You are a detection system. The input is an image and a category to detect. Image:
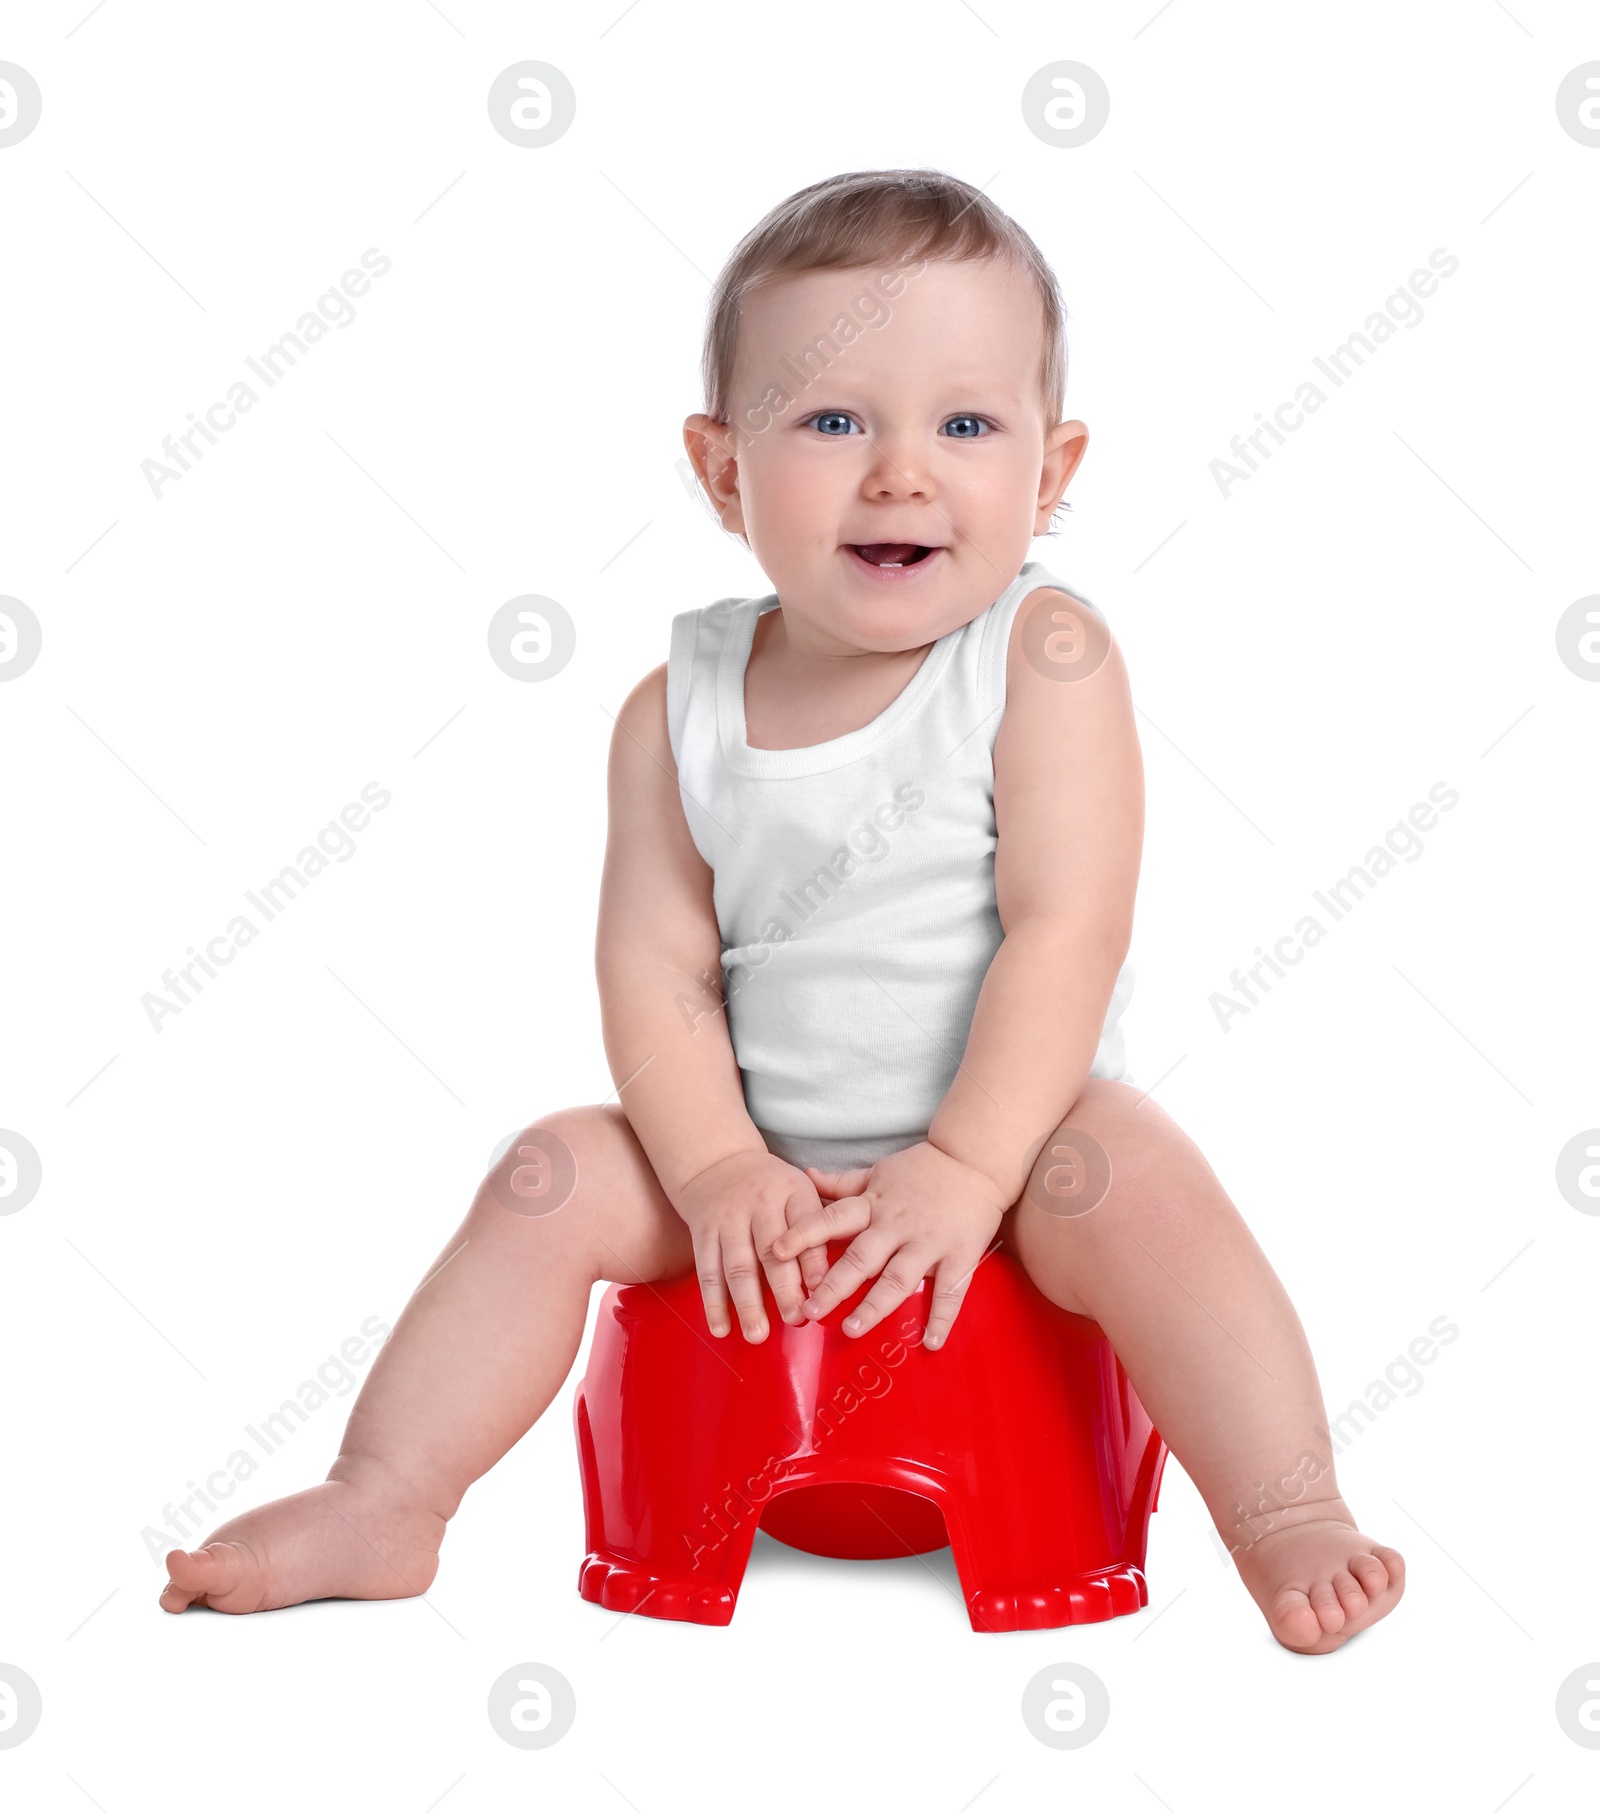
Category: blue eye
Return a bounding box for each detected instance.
[802,411,994,437]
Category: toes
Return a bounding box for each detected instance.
[161,1550,202,1609]
[1350,1553,1390,1598]
[1332,1567,1368,1614]
[165,1545,225,1591]
[161,1547,223,1613]
[1258,1535,1406,1653]
[1269,1588,1324,1651]
[1371,1544,1406,1590]
[162,1541,261,1613]
[1307,1578,1348,1634]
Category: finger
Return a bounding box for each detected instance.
[753,1207,808,1326]
[785,1179,833,1294]
[805,1164,873,1201]
[719,1227,770,1343]
[802,1218,895,1319]
[919,1253,978,1350]
[771,1193,872,1260]
[693,1229,733,1338]
[798,1239,830,1294]
[839,1244,932,1338]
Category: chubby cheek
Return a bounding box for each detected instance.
[959,446,1042,537]
[740,436,1044,558]
[743,447,847,551]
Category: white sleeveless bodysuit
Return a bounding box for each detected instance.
[665,559,1136,1174]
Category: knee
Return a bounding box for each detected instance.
[475,1107,598,1229]
[1024,1081,1198,1234]
[1023,1107,1120,1228]
[1011,1127,1159,1315]
[470,1105,687,1286]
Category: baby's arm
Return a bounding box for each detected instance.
[596,665,827,1334]
[596,663,763,1197]
[925,589,1143,1202]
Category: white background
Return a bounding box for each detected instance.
[2,0,1597,1806]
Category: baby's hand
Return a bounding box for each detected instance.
[771,1142,1011,1350]
[672,1150,832,1342]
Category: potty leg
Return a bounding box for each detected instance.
[573,1358,767,1627]
[943,1493,1152,1634]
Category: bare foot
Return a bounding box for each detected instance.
[159,1455,448,1615]
[1228,1501,1405,1654]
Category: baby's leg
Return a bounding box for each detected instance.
[159,1104,693,1615]
[1000,1078,1404,1655]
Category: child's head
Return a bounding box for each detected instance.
[684,168,1087,650]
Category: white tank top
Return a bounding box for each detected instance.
[666,559,1136,1171]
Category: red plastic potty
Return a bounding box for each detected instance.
[574,1239,1168,1633]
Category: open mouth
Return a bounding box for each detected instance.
[847,542,940,569]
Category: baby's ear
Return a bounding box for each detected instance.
[682,413,733,479]
[681,413,745,531]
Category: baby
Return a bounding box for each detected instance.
[161,168,1403,1654]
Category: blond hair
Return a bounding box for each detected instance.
[700,168,1068,432]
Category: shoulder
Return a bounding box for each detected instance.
[993,582,1133,785]
[612,661,671,761]
[666,593,747,690]
[1002,583,1115,692]
[671,592,752,641]
[622,658,669,704]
